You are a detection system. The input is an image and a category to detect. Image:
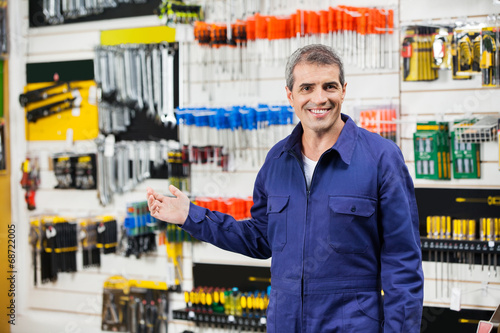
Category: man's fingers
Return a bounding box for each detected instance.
[147,194,155,207]
[169,184,180,197]
[169,184,186,199]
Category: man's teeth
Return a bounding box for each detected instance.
[310,109,329,114]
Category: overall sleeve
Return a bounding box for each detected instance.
[180,170,271,259]
[379,146,424,332]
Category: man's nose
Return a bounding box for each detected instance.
[311,88,328,104]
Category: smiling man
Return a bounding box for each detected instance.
[147,44,424,332]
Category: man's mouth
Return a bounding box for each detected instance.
[308,108,331,115]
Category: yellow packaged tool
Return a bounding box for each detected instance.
[480,23,499,87]
[454,26,482,76]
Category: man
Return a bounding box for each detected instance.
[147,44,424,332]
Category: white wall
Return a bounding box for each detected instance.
[8,0,500,332]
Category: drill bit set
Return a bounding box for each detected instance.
[53,153,97,190]
[413,121,451,180]
[451,121,481,179]
[174,286,269,331]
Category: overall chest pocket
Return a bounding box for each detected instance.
[267,196,289,252]
[329,196,376,254]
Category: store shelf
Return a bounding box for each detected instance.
[421,237,500,266]
[173,308,267,332]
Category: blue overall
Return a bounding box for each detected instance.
[182,114,424,332]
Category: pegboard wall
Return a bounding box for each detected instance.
[6,0,500,332]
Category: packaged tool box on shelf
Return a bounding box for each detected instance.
[451,120,481,179]
[401,25,439,82]
[413,121,451,180]
[101,276,170,333]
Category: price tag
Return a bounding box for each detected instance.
[188,311,196,319]
[227,315,235,323]
[104,135,115,157]
[260,317,267,325]
[450,287,461,311]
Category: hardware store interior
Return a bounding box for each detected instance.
[1,0,500,332]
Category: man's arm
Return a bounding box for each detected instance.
[379,147,424,332]
[146,175,271,260]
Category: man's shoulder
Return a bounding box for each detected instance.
[356,126,402,158]
[266,136,289,159]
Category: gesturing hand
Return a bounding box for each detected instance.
[147,185,190,225]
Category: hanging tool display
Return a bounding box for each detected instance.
[167,146,190,192]
[413,121,451,180]
[101,275,129,332]
[30,216,78,284]
[431,26,453,70]
[29,218,41,286]
[80,218,101,268]
[451,121,481,179]
[20,81,85,123]
[53,153,97,189]
[123,201,157,258]
[19,81,72,107]
[421,215,500,276]
[96,216,118,254]
[192,5,396,76]
[95,136,171,206]
[176,104,294,170]
[480,17,500,87]
[355,105,398,143]
[94,43,178,135]
[40,0,151,25]
[454,25,482,76]
[158,0,203,24]
[401,25,438,81]
[20,157,40,211]
[102,276,171,333]
[173,286,269,331]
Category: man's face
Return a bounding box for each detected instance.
[286,62,347,137]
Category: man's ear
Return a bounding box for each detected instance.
[286,86,293,106]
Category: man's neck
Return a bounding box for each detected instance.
[301,122,345,161]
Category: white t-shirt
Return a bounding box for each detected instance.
[302,153,318,190]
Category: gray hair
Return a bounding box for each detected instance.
[285,44,345,90]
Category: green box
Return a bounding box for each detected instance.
[451,128,481,179]
[414,122,451,180]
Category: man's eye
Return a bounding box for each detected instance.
[302,86,310,91]
[326,84,336,90]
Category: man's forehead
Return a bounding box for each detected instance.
[293,62,341,81]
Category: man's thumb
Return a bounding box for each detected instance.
[169,184,182,198]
